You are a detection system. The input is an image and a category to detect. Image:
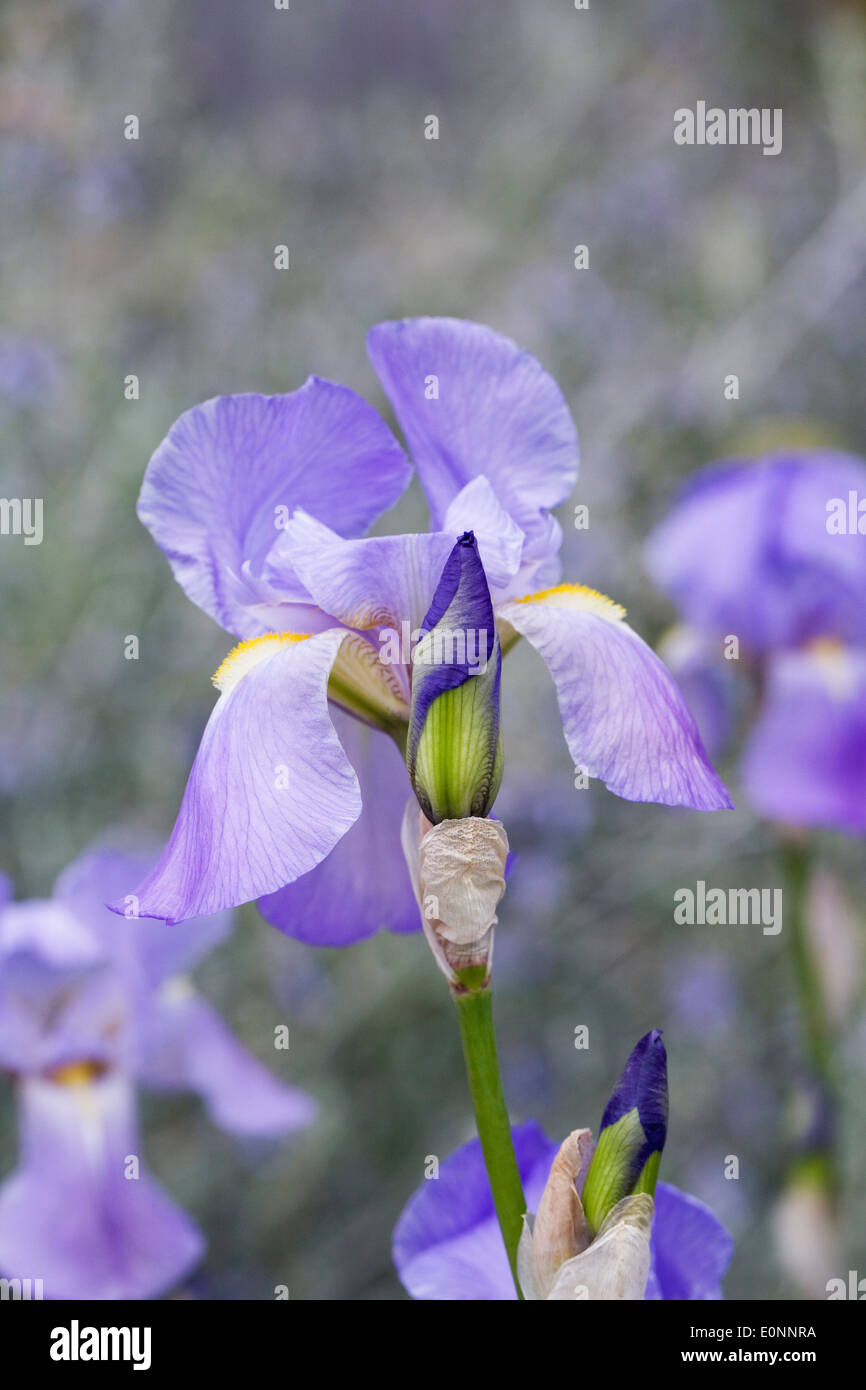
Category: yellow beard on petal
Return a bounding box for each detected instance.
[513,583,627,622]
[804,637,857,700]
[211,628,410,738]
[48,1060,107,1086]
[212,633,311,694]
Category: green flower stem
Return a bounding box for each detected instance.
[454,983,527,1297]
[780,840,838,1195]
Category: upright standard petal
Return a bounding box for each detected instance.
[645,1182,733,1300]
[441,477,525,592]
[278,510,455,638]
[367,317,577,577]
[113,629,362,923]
[500,586,732,811]
[645,453,866,654]
[137,379,411,637]
[267,516,478,734]
[393,1122,557,1301]
[0,1074,203,1300]
[135,986,317,1137]
[258,712,418,946]
[741,644,866,832]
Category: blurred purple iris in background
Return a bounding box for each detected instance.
[118,317,729,941]
[393,1122,732,1300]
[646,452,866,831]
[0,850,315,1299]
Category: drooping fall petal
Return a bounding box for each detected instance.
[500,586,732,811]
[114,630,361,924]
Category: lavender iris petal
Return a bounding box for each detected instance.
[0,1074,203,1301]
[138,380,410,639]
[367,316,578,584]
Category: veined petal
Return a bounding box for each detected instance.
[278,510,455,635]
[259,712,418,946]
[742,643,866,832]
[0,1074,202,1300]
[367,317,577,574]
[441,477,525,591]
[137,380,410,638]
[272,515,481,729]
[645,1182,733,1300]
[328,631,411,731]
[500,585,732,811]
[112,629,361,924]
[135,987,317,1137]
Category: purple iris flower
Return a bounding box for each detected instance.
[119,317,730,938]
[646,452,866,831]
[393,1122,732,1301]
[0,849,315,1299]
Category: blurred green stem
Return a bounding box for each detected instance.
[454,984,526,1296]
[780,840,838,1195]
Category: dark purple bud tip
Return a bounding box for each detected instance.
[600,1029,668,1151]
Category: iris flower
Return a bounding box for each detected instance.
[394,1032,732,1300]
[394,1130,732,1301]
[121,318,730,936]
[0,849,315,1299]
[646,451,866,831]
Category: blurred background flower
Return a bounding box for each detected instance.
[0,849,315,1297]
[645,449,866,1295]
[646,452,866,830]
[1,0,865,1297]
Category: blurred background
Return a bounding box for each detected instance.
[2,0,866,1298]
